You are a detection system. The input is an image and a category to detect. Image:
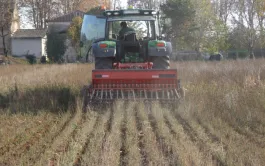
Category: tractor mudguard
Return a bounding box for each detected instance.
[92,41,116,57]
[166,42,173,56]
[148,40,172,57]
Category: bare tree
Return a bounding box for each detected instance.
[0,0,14,57]
[212,0,235,25]
[230,0,260,59]
[19,0,56,29]
[17,0,106,29]
[76,0,110,12]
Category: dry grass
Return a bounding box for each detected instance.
[0,59,265,165]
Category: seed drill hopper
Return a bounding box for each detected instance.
[80,9,183,104]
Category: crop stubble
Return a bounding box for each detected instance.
[1,61,265,165]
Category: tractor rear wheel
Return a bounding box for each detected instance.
[152,56,170,69]
[95,57,113,69]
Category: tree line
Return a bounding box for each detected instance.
[129,0,265,59]
[2,0,265,61]
[163,0,265,58]
[17,0,110,29]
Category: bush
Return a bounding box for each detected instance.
[40,56,47,64]
[25,55,36,64]
[46,29,67,63]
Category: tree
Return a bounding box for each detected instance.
[67,16,83,58]
[229,0,260,59]
[128,0,162,9]
[160,0,195,49]
[0,1,14,57]
[86,6,106,15]
[191,0,229,54]
[17,0,106,29]
[46,27,67,63]
[59,0,82,14]
[77,0,110,12]
[18,0,56,29]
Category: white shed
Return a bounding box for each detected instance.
[11,29,47,58]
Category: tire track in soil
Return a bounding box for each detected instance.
[172,111,227,166]
[73,114,101,166]
[45,109,84,166]
[147,103,178,165]
[134,105,149,166]
[119,102,128,166]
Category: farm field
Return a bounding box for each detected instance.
[0,60,265,166]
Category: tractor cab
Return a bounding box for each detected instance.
[80,9,172,69]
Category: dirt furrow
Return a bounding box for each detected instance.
[196,116,265,165]
[27,112,77,166]
[54,111,98,166]
[222,118,265,148]
[39,103,84,165]
[172,111,227,166]
[124,102,141,166]
[135,102,166,165]
[100,103,115,154]
[72,113,101,166]
[163,109,205,166]
[98,101,124,166]
[135,105,149,166]
[75,107,111,165]
[196,118,228,150]
[147,103,177,165]
[119,102,128,166]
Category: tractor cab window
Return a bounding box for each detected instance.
[107,20,156,40]
[81,15,106,43]
[80,15,106,58]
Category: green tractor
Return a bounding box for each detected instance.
[80,9,172,69]
[80,9,182,104]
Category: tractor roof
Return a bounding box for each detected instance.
[103,9,157,17]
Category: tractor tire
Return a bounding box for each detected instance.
[152,56,170,69]
[95,57,113,69]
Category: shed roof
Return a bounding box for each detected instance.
[47,10,85,23]
[12,29,47,38]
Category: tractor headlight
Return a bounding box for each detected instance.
[106,12,112,16]
[123,10,140,14]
